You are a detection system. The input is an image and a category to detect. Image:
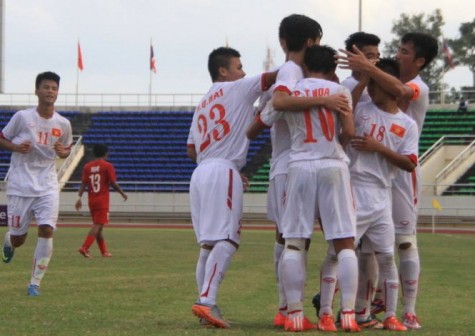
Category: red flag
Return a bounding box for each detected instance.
[390,123,406,138]
[77,42,84,71]
[150,45,157,73]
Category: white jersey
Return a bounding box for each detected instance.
[187,74,267,170]
[403,75,429,138]
[1,108,73,197]
[341,75,372,103]
[347,102,419,188]
[284,78,352,164]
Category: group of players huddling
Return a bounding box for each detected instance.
[186,13,438,332]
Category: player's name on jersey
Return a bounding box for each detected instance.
[196,88,224,112]
[293,87,330,98]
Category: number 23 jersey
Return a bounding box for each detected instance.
[187,74,268,170]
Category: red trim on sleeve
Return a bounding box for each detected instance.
[406,82,420,101]
[256,114,272,128]
[273,85,292,95]
[406,154,418,166]
[187,143,195,148]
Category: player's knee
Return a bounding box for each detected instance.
[10,234,27,248]
[375,252,395,268]
[396,234,417,250]
[285,238,306,251]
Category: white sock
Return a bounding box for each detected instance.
[274,241,286,309]
[199,241,236,306]
[319,253,338,316]
[337,249,358,312]
[375,252,399,319]
[398,247,420,315]
[355,252,377,320]
[280,248,305,312]
[30,238,53,286]
[196,248,211,297]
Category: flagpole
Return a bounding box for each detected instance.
[76,39,80,108]
[149,38,152,107]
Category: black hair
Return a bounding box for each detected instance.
[93,144,108,158]
[304,45,337,74]
[207,47,241,82]
[401,33,438,70]
[279,14,323,52]
[345,32,380,52]
[375,58,400,79]
[35,71,60,89]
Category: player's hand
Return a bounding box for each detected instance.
[336,45,373,72]
[15,141,31,154]
[54,141,69,157]
[240,174,250,191]
[350,135,381,152]
[122,194,128,202]
[75,199,82,211]
[324,94,350,115]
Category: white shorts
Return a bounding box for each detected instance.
[7,193,59,236]
[354,185,394,253]
[281,160,356,240]
[267,174,287,233]
[190,160,243,245]
[391,165,420,235]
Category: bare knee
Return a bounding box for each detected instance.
[10,234,27,248]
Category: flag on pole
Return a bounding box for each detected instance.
[150,44,157,73]
[432,198,443,211]
[77,42,84,71]
[442,39,454,69]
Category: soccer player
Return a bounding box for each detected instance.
[341,32,381,104]
[187,46,277,329]
[272,45,359,333]
[246,14,349,331]
[338,32,438,329]
[0,71,73,296]
[75,144,128,258]
[346,58,420,331]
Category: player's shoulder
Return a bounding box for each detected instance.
[406,75,429,92]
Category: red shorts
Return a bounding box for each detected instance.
[90,209,109,225]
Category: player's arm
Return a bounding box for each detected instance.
[111,181,128,201]
[0,134,31,153]
[273,90,351,113]
[350,135,417,172]
[75,183,87,211]
[187,145,197,162]
[338,108,355,147]
[337,46,415,100]
[262,70,279,91]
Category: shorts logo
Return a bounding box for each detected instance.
[399,220,410,226]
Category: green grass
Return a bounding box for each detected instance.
[0,226,474,335]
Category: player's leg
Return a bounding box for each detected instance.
[3,196,32,263]
[268,175,288,325]
[28,193,58,296]
[79,212,104,258]
[397,234,422,329]
[94,211,112,257]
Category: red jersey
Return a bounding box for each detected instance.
[82,158,117,211]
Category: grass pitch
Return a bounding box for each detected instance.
[0,226,474,335]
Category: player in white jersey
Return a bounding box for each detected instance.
[187,47,276,328]
[346,58,419,332]
[340,32,381,104]
[337,32,438,329]
[0,71,72,296]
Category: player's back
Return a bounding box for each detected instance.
[189,75,264,170]
[83,158,115,209]
[284,78,351,163]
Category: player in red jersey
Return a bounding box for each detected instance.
[75,144,127,258]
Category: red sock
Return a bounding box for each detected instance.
[97,238,108,254]
[82,235,95,250]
